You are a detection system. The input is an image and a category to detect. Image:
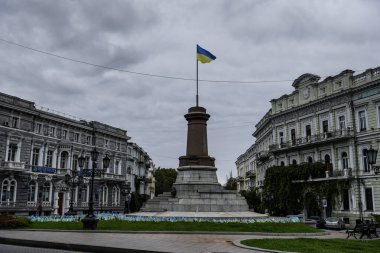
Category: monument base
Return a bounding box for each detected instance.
[142,166,249,212]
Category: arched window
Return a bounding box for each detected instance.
[42,182,51,202]
[363,149,369,172]
[112,186,120,206]
[324,154,332,171]
[127,167,132,175]
[1,180,9,202]
[307,156,313,163]
[60,151,69,168]
[27,181,37,202]
[100,185,108,205]
[280,161,285,166]
[1,178,17,203]
[292,159,297,165]
[342,152,349,169]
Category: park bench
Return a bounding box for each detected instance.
[346,222,379,239]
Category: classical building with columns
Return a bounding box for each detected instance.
[236,66,380,221]
[0,91,154,216]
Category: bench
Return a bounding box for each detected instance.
[346,223,379,239]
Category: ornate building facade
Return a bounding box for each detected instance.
[0,91,154,216]
[236,67,380,221]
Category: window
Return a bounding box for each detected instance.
[62,130,67,140]
[279,132,284,144]
[84,157,90,170]
[60,151,69,169]
[1,179,17,203]
[305,125,311,139]
[42,182,50,202]
[363,149,369,172]
[128,148,132,155]
[74,133,80,143]
[112,186,120,206]
[11,117,19,128]
[104,139,109,148]
[280,161,285,166]
[307,156,313,163]
[116,143,120,151]
[28,181,37,202]
[339,115,346,129]
[320,86,326,94]
[35,123,42,134]
[127,167,132,175]
[32,148,40,166]
[322,120,329,133]
[86,136,91,145]
[292,159,297,165]
[325,154,332,171]
[72,155,78,171]
[365,188,374,211]
[115,160,120,174]
[49,127,55,137]
[290,129,296,145]
[79,187,88,203]
[342,152,349,169]
[100,185,108,205]
[46,150,53,167]
[358,110,366,131]
[7,143,18,162]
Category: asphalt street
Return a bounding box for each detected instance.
[0,244,84,253]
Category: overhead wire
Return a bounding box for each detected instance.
[0,37,301,84]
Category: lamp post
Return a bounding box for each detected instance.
[122,183,132,214]
[79,148,110,230]
[64,168,83,216]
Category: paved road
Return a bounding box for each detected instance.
[0,230,346,253]
[0,244,83,253]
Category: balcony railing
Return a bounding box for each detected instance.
[236,176,244,182]
[256,151,270,162]
[270,129,353,153]
[246,170,256,178]
[1,161,26,171]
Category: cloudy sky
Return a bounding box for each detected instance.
[0,0,379,183]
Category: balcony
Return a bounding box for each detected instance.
[236,176,244,182]
[1,161,26,171]
[270,129,353,153]
[256,151,270,162]
[246,170,256,178]
[31,166,56,174]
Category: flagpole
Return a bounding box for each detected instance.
[196,55,199,107]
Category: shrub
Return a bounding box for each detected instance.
[0,213,30,229]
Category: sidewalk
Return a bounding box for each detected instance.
[0,230,346,253]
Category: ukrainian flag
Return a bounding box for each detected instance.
[197,45,216,63]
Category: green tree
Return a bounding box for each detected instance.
[224,171,237,190]
[240,188,263,213]
[154,168,177,196]
[263,162,351,216]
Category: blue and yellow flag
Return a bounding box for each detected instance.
[197,45,216,63]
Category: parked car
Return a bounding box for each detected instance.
[308,216,326,228]
[325,217,345,230]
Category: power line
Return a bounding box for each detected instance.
[0,37,295,84]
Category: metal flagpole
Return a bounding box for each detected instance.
[196,55,199,107]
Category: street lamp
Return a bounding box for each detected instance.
[64,168,83,216]
[121,182,132,213]
[79,148,110,230]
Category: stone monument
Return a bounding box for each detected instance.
[143,106,249,212]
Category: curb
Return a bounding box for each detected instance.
[16,229,330,236]
[233,240,296,253]
[0,237,167,253]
